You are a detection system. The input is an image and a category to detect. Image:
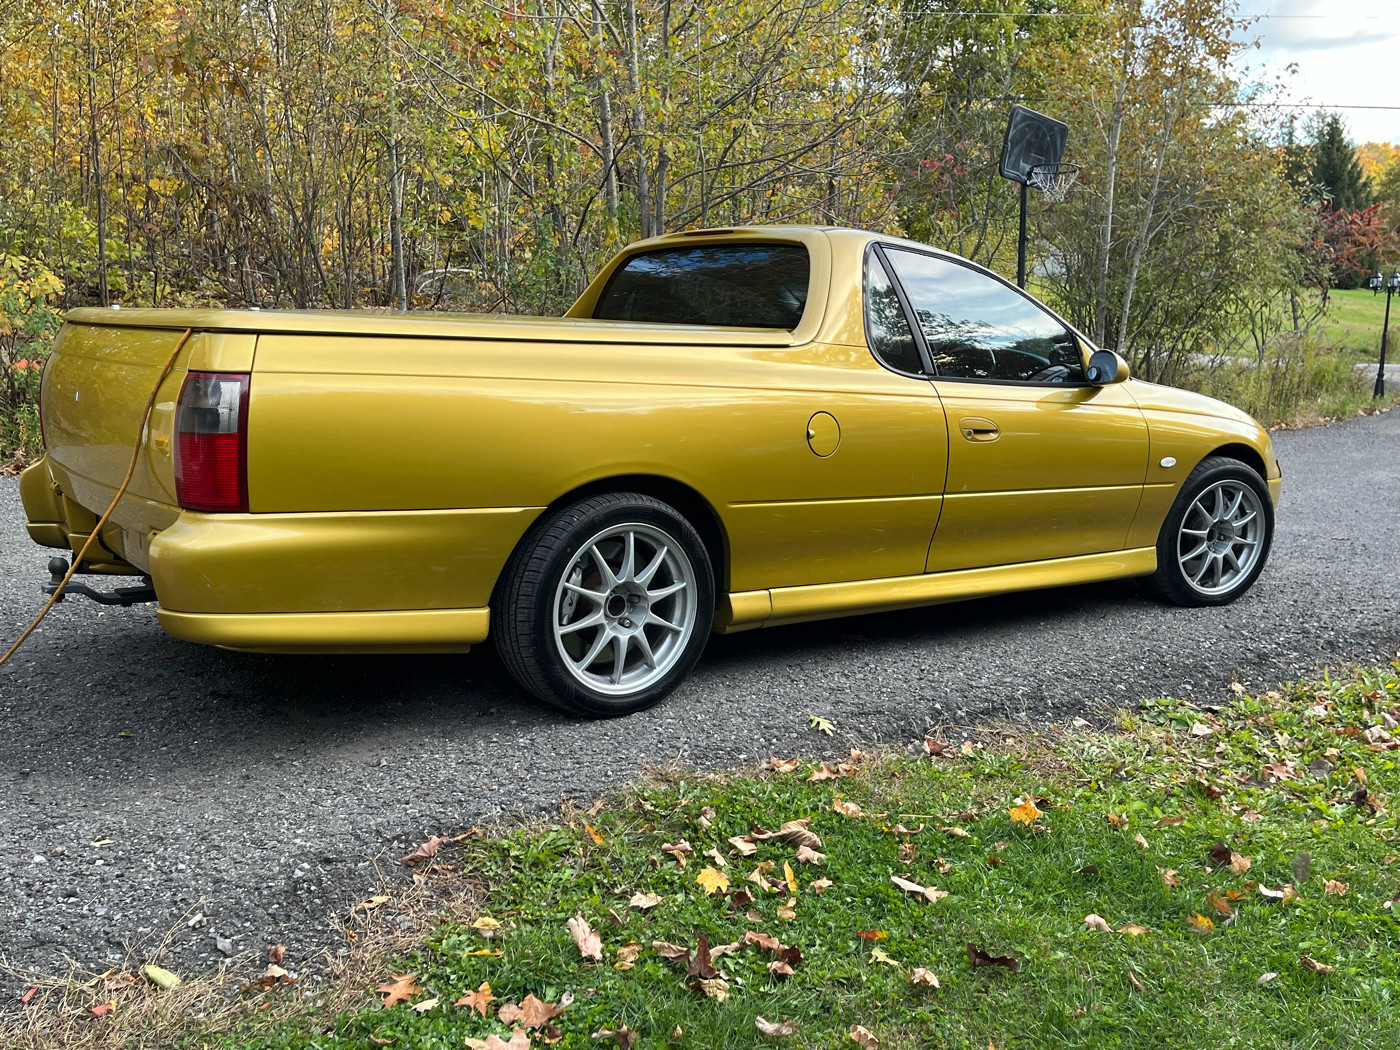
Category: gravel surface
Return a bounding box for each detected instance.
[1,408,1396,988]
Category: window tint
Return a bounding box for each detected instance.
[864,253,922,374]
[884,249,1083,383]
[594,244,809,329]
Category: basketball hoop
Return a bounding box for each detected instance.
[1027,162,1081,204]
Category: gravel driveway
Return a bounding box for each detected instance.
[1,408,1396,987]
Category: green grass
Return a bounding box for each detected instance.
[1316,288,1397,363]
[220,664,1400,1050]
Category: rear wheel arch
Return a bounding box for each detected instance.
[537,475,728,591]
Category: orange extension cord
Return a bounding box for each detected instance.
[0,327,193,669]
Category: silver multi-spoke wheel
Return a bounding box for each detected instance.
[551,522,699,696]
[1175,478,1265,597]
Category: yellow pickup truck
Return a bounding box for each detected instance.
[19,225,1280,716]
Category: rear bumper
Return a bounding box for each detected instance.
[158,606,489,654]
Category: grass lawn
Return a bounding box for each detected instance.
[1315,288,1397,363]
[9,664,1400,1050]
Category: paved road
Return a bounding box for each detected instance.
[1,409,1396,986]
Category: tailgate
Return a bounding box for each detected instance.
[39,322,256,546]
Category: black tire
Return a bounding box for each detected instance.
[1143,455,1274,607]
[493,492,716,718]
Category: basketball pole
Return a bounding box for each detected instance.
[1016,178,1028,289]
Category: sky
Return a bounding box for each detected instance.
[1233,0,1400,145]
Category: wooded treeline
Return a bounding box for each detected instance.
[0,1,1395,383]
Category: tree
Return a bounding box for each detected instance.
[1309,112,1371,212]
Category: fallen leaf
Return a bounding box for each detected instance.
[267,945,286,965]
[1107,813,1130,827]
[141,965,181,992]
[355,895,391,912]
[922,738,950,756]
[614,942,643,970]
[568,915,604,961]
[1299,955,1334,975]
[90,1002,114,1017]
[411,997,440,1014]
[401,836,445,866]
[692,977,730,1001]
[796,845,826,864]
[377,973,420,1008]
[542,1026,563,1045]
[856,930,887,941]
[808,714,835,735]
[768,959,795,977]
[1118,923,1150,936]
[1324,880,1348,896]
[849,1023,880,1048]
[1231,853,1253,875]
[810,878,833,894]
[629,892,662,910]
[1189,721,1213,737]
[687,935,719,980]
[652,941,690,962]
[661,840,693,866]
[472,916,503,937]
[704,848,728,869]
[942,826,972,838]
[833,797,863,818]
[966,944,1020,973]
[455,981,496,1017]
[782,861,798,894]
[1127,970,1144,990]
[777,897,797,919]
[1133,833,1150,851]
[1259,884,1300,905]
[1158,867,1180,888]
[699,805,716,828]
[806,763,842,781]
[755,1016,801,1037]
[696,866,730,896]
[729,835,759,857]
[1083,913,1112,932]
[585,824,605,845]
[1257,971,1278,986]
[1009,797,1043,825]
[891,875,948,903]
[869,947,903,969]
[750,820,823,851]
[1185,913,1215,934]
[590,1027,637,1050]
[1206,890,1234,917]
[1156,816,1185,826]
[245,964,297,992]
[765,757,800,773]
[909,967,941,988]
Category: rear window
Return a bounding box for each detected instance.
[593,244,810,329]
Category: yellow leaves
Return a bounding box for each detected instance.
[696,866,729,896]
[1185,913,1215,934]
[783,861,798,894]
[584,824,605,845]
[1008,796,1042,825]
[613,942,643,970]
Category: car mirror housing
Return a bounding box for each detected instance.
[1086,349,1130,386]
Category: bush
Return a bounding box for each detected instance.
[0,255,63,469]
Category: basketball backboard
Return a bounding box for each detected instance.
[999,104,1068,184]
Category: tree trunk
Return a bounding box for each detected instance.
[624,0,651,238]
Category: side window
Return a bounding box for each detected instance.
[593,244,809,329]
[883,249,1084,383]
[864,252,921,374]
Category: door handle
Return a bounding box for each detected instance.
[959,417,999,442]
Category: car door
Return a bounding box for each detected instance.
[879,246,1150,573]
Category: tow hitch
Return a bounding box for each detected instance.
[43,557,157,607]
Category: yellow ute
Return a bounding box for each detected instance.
[19,226,1281,715]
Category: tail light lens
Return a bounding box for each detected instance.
[173,372,249,512]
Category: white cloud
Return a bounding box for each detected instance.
[1233,0,1400,144]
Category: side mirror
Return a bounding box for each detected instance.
[1085,349,1130,386]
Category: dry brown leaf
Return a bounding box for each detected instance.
[810,878,833,894]
[687,935,719,980]
[628,892,662,910]
[941,826,972,838]
[768,959,795,977]
[1156,816,1185,826]
[1206,890,1234,917]
[568,914,604,962]
[704,847,729,869]
[755,1016,801,1037]
[728,835,759,857]
[590,1027,638,1049]
[765,757,800,773]
[833,797,863,818]
[1158,867,1180,888]
[401,836,445,866]
[750,819,823,851]
[377,973,421,1008]
[1133,833,1150,851]
[652,941,690,962]
[777,897,797,920]
[1127,970,1144,990]
[692,977,730,1001]
[796,845,826,864]
[1259,883,1300,905]
[614,942,644,971]
[1231,853,1253,875]
[1083,913,1112,932]
[1300,955,1334,975]
[850,1024,880,1048]
[891,875,948,903]
[267,945,286,965]
[1118,923,1150,936]
[909,967,941,988]
[661,840,693,866]
[1324,879,1349,896]
[455,981,496,1017]
[1107,813,1130,827]
[806,762,842,781]
[966,943,1020,973]
[245,964,297,992]
[411,998,440,1014]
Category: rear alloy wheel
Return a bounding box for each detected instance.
[1145,456,1273,607]
[494,493,715,717]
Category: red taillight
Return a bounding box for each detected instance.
[173,372,249,512]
